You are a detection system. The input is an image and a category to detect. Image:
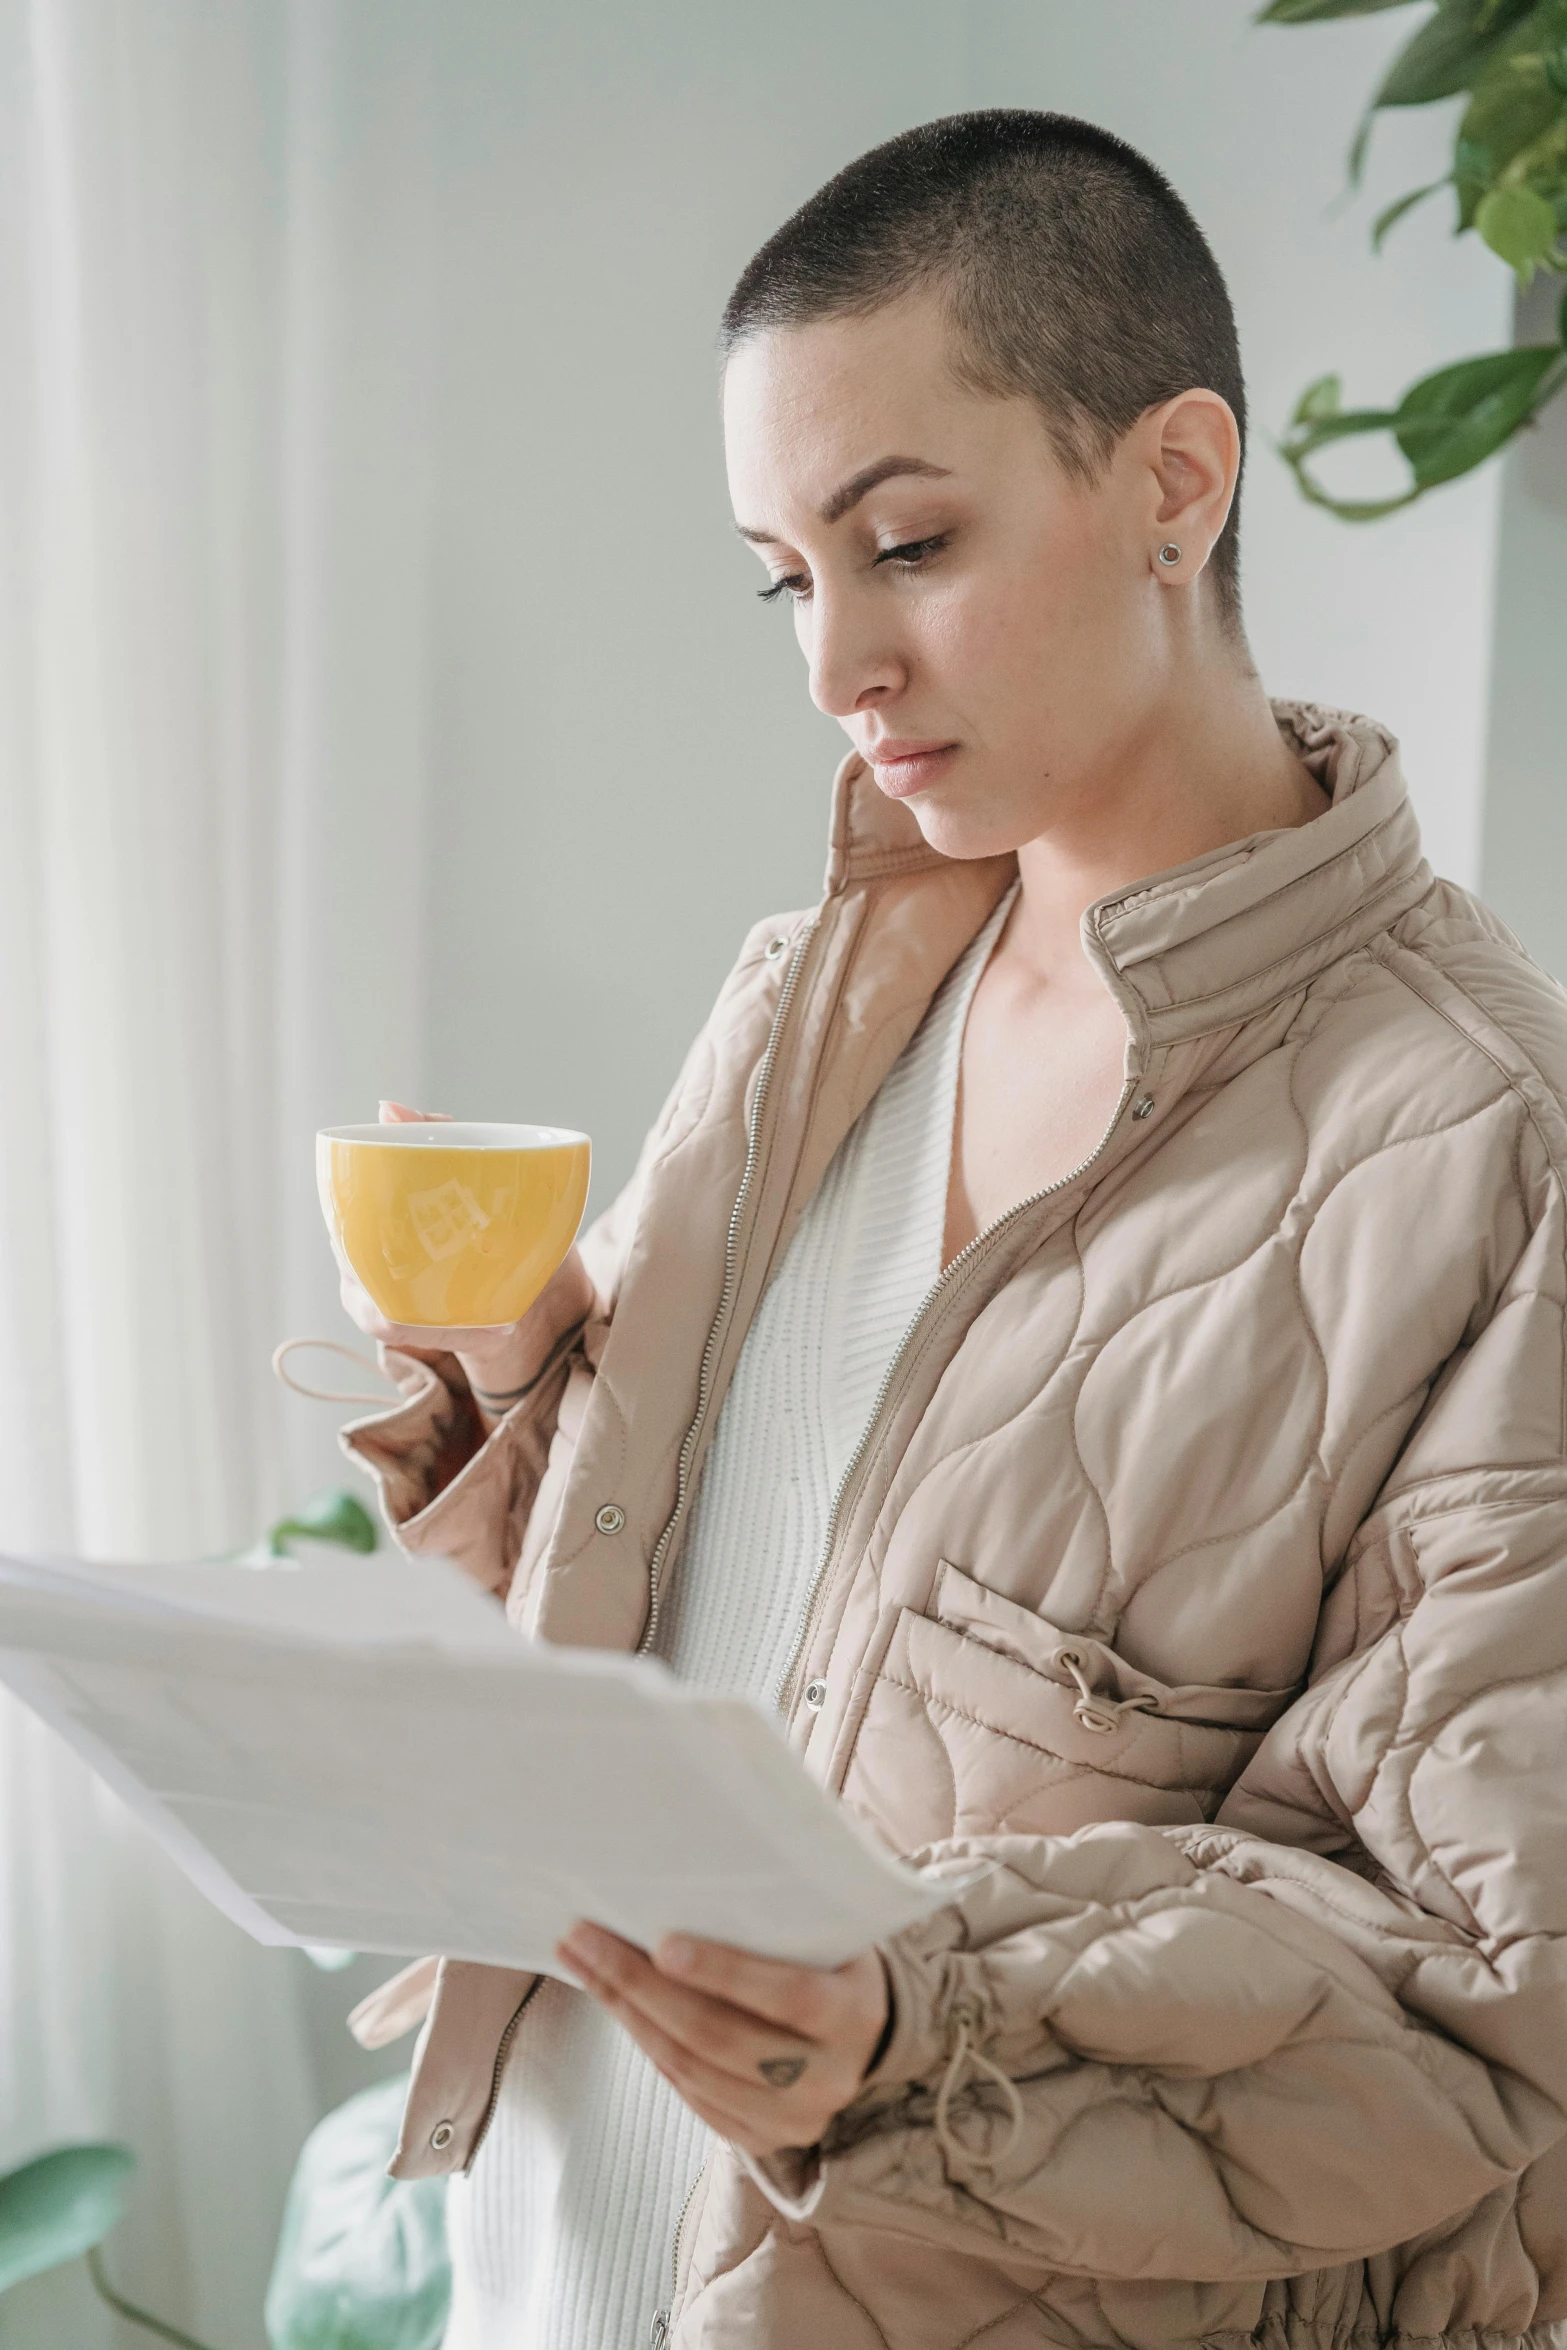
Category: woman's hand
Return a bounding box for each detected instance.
[338,1103,549,1392]
[555,1922,890,2159]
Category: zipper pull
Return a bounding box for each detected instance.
[650,2311,671,2349]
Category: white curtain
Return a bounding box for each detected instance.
[0,3,438,2342]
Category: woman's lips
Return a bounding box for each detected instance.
[865,741,959,799]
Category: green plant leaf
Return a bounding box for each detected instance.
[1348,103,1379,184]
[1344,0,1531,185]
[1455,132,1498,222]
[1372,176,1454,245]
[1256,0,1421,20]
[1284,471,1421,519]
[266,2077,449,2350]
[1285,401,1401,446]
[1456,129,1498,171]
[1502,103,1567,200]
[1279,397,1413,514]
[1375,0,1536,105]
[1393,341,1564,481]
[265,1487,379,1559]
[0,2143,135,2292]
[1292,372,1345,423]
[1460,39,1567,176]
[1264,0,1567,520]
[1278,341,1566,514]
[1477,180,1561,272]
[1276,401,1416,515]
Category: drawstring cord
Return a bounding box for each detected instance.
[1055,1646,1160,1737]
[933,1996,1024,2167]
[272,1337,401,1407]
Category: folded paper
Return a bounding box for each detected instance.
[0,1550,943,1972]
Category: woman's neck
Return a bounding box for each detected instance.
[1008,671,1329,993]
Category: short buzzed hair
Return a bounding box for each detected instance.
[721,110,1247,630]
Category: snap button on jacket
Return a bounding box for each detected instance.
[343,705,1567,2350]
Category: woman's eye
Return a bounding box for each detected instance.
[757,572,810,604]
[874,533,948,571]
[755,536,944,602]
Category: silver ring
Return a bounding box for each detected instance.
[758,2055,807,2089]
[1157,542,1182,567]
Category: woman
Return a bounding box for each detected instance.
[339,113,1567,2350]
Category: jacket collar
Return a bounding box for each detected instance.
[821,700,1432,1048]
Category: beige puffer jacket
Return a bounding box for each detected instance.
[344,704,1567,2350]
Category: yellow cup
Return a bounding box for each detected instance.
[317,1122,591,1330]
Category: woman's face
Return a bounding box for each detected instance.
[722,291,1238,861]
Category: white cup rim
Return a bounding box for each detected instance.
[318,1122,589,1151]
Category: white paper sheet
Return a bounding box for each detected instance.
[0,1550,944,1971]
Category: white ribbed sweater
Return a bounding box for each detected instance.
[442,887,1016,2350]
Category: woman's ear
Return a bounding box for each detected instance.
[1144,389,1240,585]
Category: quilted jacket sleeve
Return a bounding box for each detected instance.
[338,1030,707,1600]
[750,1216,1567,2278]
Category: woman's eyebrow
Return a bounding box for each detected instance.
[734,455,953,544]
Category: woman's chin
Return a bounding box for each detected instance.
[902,796,1030,865]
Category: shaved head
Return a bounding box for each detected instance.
[722,110,1248,630]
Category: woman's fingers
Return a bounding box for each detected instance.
[559,1964,777,2146]
[338,1271,496,1354]
[559,1926,812,2087]
[654,1933,848,2040]
[339,1272,397,1340]
[556,1922,889,2157]
[379,1100,452,1123]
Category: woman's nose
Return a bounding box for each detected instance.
[805,590,905,719]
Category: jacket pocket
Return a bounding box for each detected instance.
[840,1563,1299,1851]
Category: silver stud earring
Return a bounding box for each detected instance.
[1157,542,1182,567]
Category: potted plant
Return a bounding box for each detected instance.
[1259,0,1567,514]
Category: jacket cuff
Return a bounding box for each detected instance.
[338,1254,597,1593]
[389,1963,541,2181]
[340,1347,488,1533]
[735,1894,992,2225]
[348,1955,440,2049]
[858,1919,958,2091]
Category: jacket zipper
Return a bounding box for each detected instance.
[775,1072,1140,1715]
[646,928,1137,2334]
[464,1974,543,2169]
[637,918,821,1656]
[648,2160,706,2346]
